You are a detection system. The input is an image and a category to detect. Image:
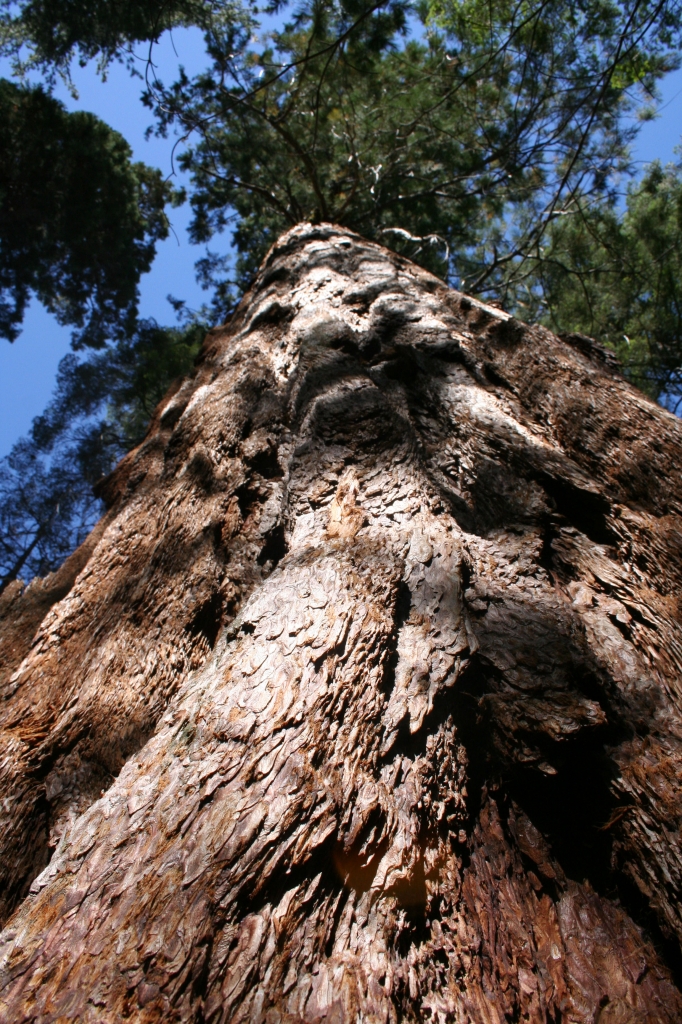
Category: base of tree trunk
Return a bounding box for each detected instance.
[1,224,682,1022]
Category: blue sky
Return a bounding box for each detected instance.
[0,32,681,459]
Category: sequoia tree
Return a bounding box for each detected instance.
[1,222,682,1021]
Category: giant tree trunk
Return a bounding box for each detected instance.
[1,224,682,1022]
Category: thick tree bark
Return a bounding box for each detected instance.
[1,223,682,1022]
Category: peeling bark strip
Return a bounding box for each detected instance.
[1,224,682,1022]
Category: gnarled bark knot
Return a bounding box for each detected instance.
[1,223,682,1022]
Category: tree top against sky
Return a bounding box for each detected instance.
[1,0,681,300]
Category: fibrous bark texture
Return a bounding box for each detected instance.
[1,223,682,1022]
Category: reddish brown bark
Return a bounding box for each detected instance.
[0,224,681,1021]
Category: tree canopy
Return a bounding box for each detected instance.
[1,0,681,587]
[0,0,236,75]
[150,0,682,293]
[526,160,682,409]
[0,77,174,346]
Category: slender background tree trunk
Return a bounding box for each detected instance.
[1,224,682,1022]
